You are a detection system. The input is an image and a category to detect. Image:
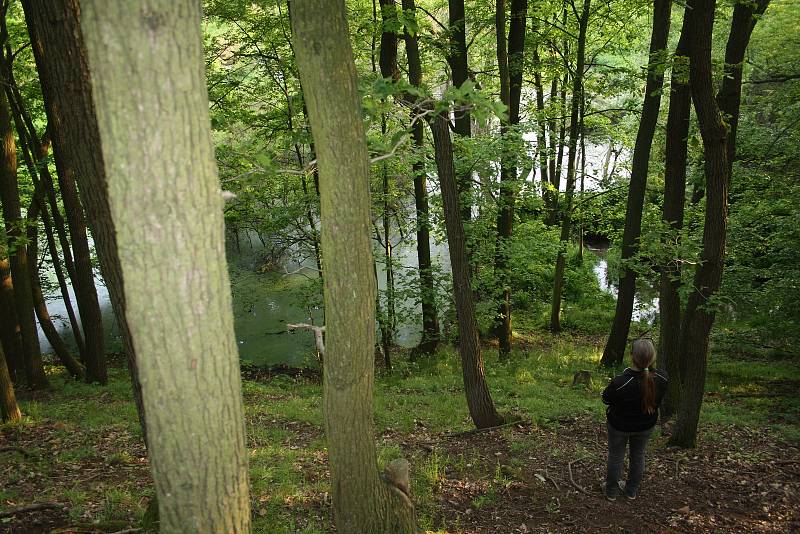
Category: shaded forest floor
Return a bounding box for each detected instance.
[1,335,799,533]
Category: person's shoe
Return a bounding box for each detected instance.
[625,493,637,501]
[605,493,617,502]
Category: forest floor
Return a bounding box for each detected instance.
[1,334,798,533]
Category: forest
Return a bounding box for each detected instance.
[0,0,798,532]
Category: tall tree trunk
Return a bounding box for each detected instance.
[548,74,558,183]
[494,0,527,359]
[48,103,105,383]
[21,0,148,442]
[292,1,417,530]
[600,0,672,366]
[716,0,770,176]
[669,0,729,448]
[0,342,20,423]
[549,0,591,333]
[81,1,251,529]
[0,256,22,382]
[430,114,503,429]
[0,87,47,389]
[403,0,439,356]
[659,5,693,420]
[448,0,473,222]
[1,45,87,358]
[533,45,550,203]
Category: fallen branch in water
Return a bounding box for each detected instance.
[287,323,326,356]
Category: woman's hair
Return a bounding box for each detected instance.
[631,339,656,414]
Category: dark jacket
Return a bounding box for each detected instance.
[602,368,669,432]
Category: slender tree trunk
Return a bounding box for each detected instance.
[403,0,439,356]
[600,0,672,366]
[24,194,85,379]
[578,95,586,261]
[1,47,87,359]
[0,343,20,423]
[0,87,47,389]
[50,117,105,383]
[0,256,22,382]
[716,0,770,177]
[533,46,550,203]
[669,0,730,448]
[21,0,148,442]
[659,6,693,421]
[430,114,503,429]
[494,0,527,358]
[81,1,251,529]
[549,0,591,333]
[293,1,417,530]
[448,0,473,222]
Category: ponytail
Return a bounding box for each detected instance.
[631,339,657,414]
[640,368,656,414]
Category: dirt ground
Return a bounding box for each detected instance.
[2,411,798,533]
[424,417,800,533]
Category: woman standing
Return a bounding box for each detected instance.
[601,339,668,500]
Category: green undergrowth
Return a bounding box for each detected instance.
[3,335,798,532]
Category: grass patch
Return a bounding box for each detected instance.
[3,331,798,531]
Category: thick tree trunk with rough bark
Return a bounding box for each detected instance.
[402,0,439,356]
[448,0,473,222]
[600,0,672,366]
[430,114,503,429]
[659,6,693,420]
[549,0,590,333]
[292,1,417,531]
[81,1,251,529]
[21,0,148,440]
[0,88,46,389]
[0,343,20,423]
[669,0,729,448]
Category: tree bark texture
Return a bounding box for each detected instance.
[292,1,417,531]
[0,256,22,382]
[670,0,730,448]
[81,1,251,530]
[0,342,20,423]
[430,114,503,429]
[448,0,473,222]
[549,0,590,333]
[600,0,671,367]
[21,0,148,440]
[0,87,46,389]
[659,5,693,420]
[402,0,439,355]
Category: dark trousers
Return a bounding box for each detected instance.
[605,423,653,497]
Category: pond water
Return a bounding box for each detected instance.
[35,140,648,365]
[586,242,659,324]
